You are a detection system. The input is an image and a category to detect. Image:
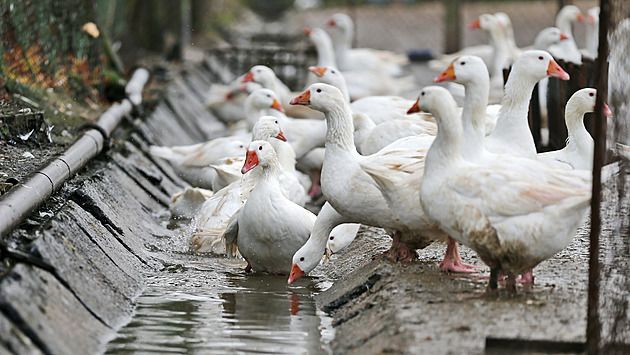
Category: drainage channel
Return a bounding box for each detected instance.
[106,234,335,354]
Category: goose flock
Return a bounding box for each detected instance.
[150,6,614,293]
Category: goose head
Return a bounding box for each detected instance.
[290,83,346,113]
[309,66,345,87]
[533,27,570,51]
[246,88,285,114]
[434,55,489,84]
[327,13,353,32]
[566,88,612,119]
[468,13,501,35]
[414,86,458,118]
[586,7,599,24]
[513,50,570,81]
[252,116,287,142]
[241,140,276,174]
[289,243,319,284]
[556,5,585,32]
[242,65,276,88]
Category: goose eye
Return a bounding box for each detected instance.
[316,88,322,93]
[330,236,335,240]
[460,61,466,66]
[589,92,595,97]
[274,120,278,124]
[300,257,305,261]
[259,146,263,150]
[421,91,425,96]
[331,70,336,73]
[539,56,544,60]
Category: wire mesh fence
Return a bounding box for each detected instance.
[0,0,102,103]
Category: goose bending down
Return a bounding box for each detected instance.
[223,141,315,274]
[242,65,323,119]
[287,83,475,284]
[417,86,592,293]
[548,5,585,64]
[305,28,416,100]
[326,13,407,77]
[189,116,300,253]
[537,88,612,170]
[149,137,247,189]
[169,187,214,220]
[352,112,437,155]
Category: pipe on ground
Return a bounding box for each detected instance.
[0,68,151,238]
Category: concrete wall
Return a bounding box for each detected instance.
[0,60,224,354]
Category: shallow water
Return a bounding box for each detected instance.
[106,240,333,354]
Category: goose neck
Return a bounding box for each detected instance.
[325,102,358,152]
[461,79,489,157]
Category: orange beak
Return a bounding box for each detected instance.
[560,32,569,40]
[434,63,456,83]
[327,19,336,27]
[603,103,612,117]
[547,59,570,80]
[241,150,259,174]
[271,98,285,113]
[304,28,312,36]
[242,71,254,83]
[309,66,327,78]
[468,18,481,29]
[290,90,311,106]
[407,98,421,114]
[276,130,287,141]
[288,263,305,284]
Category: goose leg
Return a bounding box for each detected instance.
[506,274,518,293]
[307,169,322,198]
[487,267,499,293]
[439,237,484,273]
[373,231,416,262]
[516,269,535,284]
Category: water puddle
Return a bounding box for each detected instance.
[106,250,334,354]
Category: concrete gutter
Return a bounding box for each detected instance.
[0,68,150,238]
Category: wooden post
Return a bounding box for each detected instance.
[587,0,610,353]
[444,0,460,54]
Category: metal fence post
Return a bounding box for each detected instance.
[444,0,460,54]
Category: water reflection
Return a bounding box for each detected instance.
[106,254,333,354]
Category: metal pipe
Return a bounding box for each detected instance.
[0,68,150,238]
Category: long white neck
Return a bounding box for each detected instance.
[333,25,353,69]
[489,65,539,157]
[488,27,509,78]
[260,156,283,184]
[324,100,359,153]
[426,99,462,167]
[556,15,574,37]
[312,34,337,68]
[270,139,297,174]
[460,76,490,161]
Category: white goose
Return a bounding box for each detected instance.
[242,65,323,119]
[537,88,611,170]
[548,5,585,64]
[493,12,522,64]
[417,86,592,292]
[305,28,415,100]
[326,13,407,77]
[287,83,467,284]
[245,88,327,160]
[581,7,600,60]
[484,50,570,159]
[223,140,315,274]
[190,116,296,253]
[149,137,247,189]
[309,65,435,125]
